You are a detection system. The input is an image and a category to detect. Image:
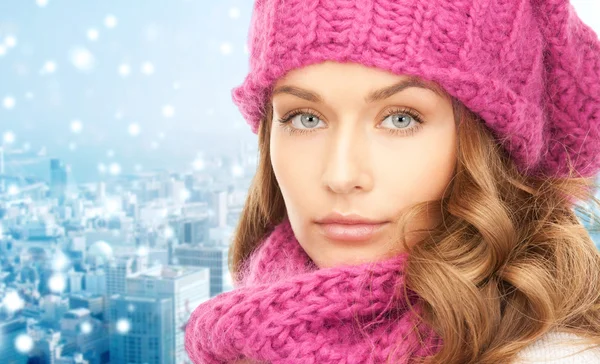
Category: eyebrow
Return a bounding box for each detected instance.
[271,77,445,104]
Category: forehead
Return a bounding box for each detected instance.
[271,61,449,104]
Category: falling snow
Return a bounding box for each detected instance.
[229,7,241,19]
[137,245,149,256]
[3,96,16,109]
[128,123,141,136]
[116,318,131,334]
[2,290,25,313]
[141,61,155,75]
[162,105,175,118]
[3,131,15,144]
[70,120,83,133]
[5,35,17,48]
[109,162,121,175]
[164,226,174,238]
[41,60,57,74]
[192,158,205,171]
[118,63,131,77]
[232,164,244,177]
[104,14,118,29]
[48,274,66,293]
[7,185,19,195]
[15,334,34,353]
[87,28,99,41]
[69,47,96,71]
[81,321,93,334]
[220,42,232,55]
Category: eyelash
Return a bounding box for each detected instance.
[276,107,425,136]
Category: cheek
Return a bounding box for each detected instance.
[379,136,456,205]
[413,147,456,199]
[270,134,316,207]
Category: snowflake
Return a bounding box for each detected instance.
[104,14,118,29]
[87,29,99,41]
[116,318,131,334]
[2,291,25,313]
[15,334,33,353]
[162,105,175,118]
[141,62,155,75]
[3,96,15,110]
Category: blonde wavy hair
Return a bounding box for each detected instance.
[228,95,600,363]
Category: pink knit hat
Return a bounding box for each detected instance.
[231,0,600,178]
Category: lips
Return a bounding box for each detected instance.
[316,222,389,242]
[315,212,389,225]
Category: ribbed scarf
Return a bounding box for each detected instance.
[184,217,442,363]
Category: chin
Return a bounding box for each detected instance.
[308,248,382,269]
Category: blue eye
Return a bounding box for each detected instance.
[276,108,325,135]
[378,108,425,136]
[382,114,413,128]
[276,107,425,137]
[295,113,323,129]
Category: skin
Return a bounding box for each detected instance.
[269,61,458,268]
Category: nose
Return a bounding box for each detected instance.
[321,124,374,194]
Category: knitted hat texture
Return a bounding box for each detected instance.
[232,0,600,177]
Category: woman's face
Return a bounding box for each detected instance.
[270,61,457,268]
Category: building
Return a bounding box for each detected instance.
[59,308,108,364]
[174,244,233,297]
[125,265,210,363]
[104,254,147,321]
[41,295,69,327]
[173,216,210,246]
[69,292,105,321]
[210,190,228,228]
[50,158,68,203]
[109,295,174,364]
[24,218,63,240]
[82,269,106,296]
[68,270,84,293]
[0,318,28,363]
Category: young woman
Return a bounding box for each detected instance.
[185,0,600,363]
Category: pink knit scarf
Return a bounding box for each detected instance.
[184,217,442,363]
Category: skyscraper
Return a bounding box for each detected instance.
[125,265,210,363]
[109,295,174,364]
[49,158,68,203]
[174,244,233,297]
[104,254,147,321]
[210,189,228,228]
[0,318,28,363]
